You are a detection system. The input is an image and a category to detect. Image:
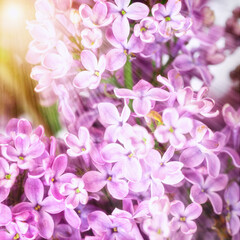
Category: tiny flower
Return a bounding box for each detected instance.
[64,126,91,157]
[81,28,103,49]
[224,182,240,236]
[154,108,193,149]
[60,177,88,209]
[134,17,158,43]
[108,0,149,41]
[73,50,106,89]
[170,200,202,235]
[114,79,170,116]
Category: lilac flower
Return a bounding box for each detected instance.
[60,177,88,209]
[98,102,130,142]
[44,154,69,201]
[145,146,184,183]
[118,124,154,159]
[170,200,202,235]
[180,125,224,177]
[79,1,113,28]
[108,0,149,41]
[184,170,228,214]
[154,108,193,149]
[0,158,18,202]
[13,178,65,239]
[88,210,135,239]
[73,50,106,89]
[222,104,240,129]
[83,163,128,199]
[101,143,142,182]
[41,40,72,79]
[134,17,158,43]
[81,28,103,49]
[64,126,91,157]
[152,0,186,38]
[114,80,170,116]
[143,197,170,239]
[106,30,144,71]
[224,182,240,236]
[2,134,45,170]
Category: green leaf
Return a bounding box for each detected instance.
[124,57,133,89]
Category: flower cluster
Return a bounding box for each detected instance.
[0,0,239,239]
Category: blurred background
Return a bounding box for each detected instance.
[0,0,60,135]
[0,0,239,135]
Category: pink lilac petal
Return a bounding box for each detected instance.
[107,179,128,199]
[205,174,228,192]
[205,153,220,178]
[25,178,44,205]
[170,201,185,217]
[169,132,186,149]
[52,154,67,179]
[208,192,223,214]
[132,98,152,116]
[224,182,239,205]
[190,185,208,204]
[37,211,54,239]
[112,15,130,42]
[181,220,197,235]
[126,2,149,20]
[0,204,12,226]
[73,71,94,89]
[83,171,107,192]
[145,88,170,101]
[180,147,205,168]
[122,157,142,182]
[64,208,81,229]
[98,103,121,125]
[41,196,65,214]
[81,50,97,71]
[185,203,202,220]
[106,48,126,71]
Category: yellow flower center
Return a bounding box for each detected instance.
[76,188,81,193]
[5,174,11,179]
[180,217,186,222]
[107,176,112,181]
[113,227,118,232]
[13,233,20,239]
[51,178,55,182]
[95,71,100,77]
[121,10,126,15]
[34,205,41,211]
[140,27,146,32]
[18,156,24,160]
[165,16,171,22]
[169,127,174,133]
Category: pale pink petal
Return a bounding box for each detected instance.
[25,178,44,205]
[208,192,223,214]
[37,211,54,239]
[98,102,120,125]
[185,203,202,220]
[107,179,128,199]
[73,71,93,89]
[81,50,97,71]
[112,15,130,42]
[106,49,126,71]
[133,98,152,116]
[126,2,149,20]
[64,208,81,229]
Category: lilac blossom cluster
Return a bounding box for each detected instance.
[0,0,239,239]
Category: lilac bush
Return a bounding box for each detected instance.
[0,0,239,239]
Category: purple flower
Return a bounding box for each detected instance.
[0,158,19,202]
[145,146,184,183]
[88,210,135,239]
[73,50,106,89]
[83,163,128,199]
[108,0,149,41]
[154,108,193,149]
[180,125,224,177]
[134,17,158,43]
[44,154,68,201]
[184,170,228,214]
[60,177,88,209]
[13,178,65,239]
[114,79,170,116]
[2,134,45,170]
[81,28,103,49]
[224,182,240,236]
[101,143,142,182]
[79,1,113,28]
[106,30,144,71]
[152,0,185,38]
[170,200,202,235]
[98,102,130,142]
[64,126,91,157]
